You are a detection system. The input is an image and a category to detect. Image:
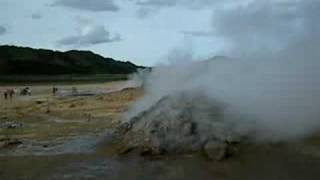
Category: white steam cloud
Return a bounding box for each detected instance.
[126,0,320,142]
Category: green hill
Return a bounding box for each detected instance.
[0,45,143,75]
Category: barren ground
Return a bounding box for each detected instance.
[1,81,320,180]
[0,82,141,142]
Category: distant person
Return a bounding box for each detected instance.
[8,89,14,100]
[52,87,58,96]
[4,91,8,100]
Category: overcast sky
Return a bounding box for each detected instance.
[0,0,315,66]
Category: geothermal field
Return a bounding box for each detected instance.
[1,77,320,180]
[2,0,320,179]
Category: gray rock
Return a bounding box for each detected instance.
[0,121,23,129]
[181,122,197,136]
[204,141,228,161]
[0,138,23,148]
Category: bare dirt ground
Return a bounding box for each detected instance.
[0,82,142,147]
[1,81,320,180]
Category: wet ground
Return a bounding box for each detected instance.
[2,137,320,180]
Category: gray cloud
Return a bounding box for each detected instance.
[136,7,159,19]
[31,13,42,19]
[134,0,236,9]
[181,30,213,37]
[52,0,119,12]
[0,26,6,35]
[136,0,177,7]
[133,0,239,18]
[57,25,121,47]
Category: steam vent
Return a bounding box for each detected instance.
[113,92,243,161]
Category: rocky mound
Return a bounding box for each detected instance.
[113,92,244,160]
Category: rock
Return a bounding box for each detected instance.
[43,144,49,148]
[118,146,135,155]
[35,99,45,104]
[0,121,23,129]
[0,138,23,148]
[139,146,153,156]
[6,139,23,146]
[114,122,132,136]
[7,123,22,129]
[181,122,197,136]
[203,141,228,161]
[139,145,166,157]
[0,116,8,120]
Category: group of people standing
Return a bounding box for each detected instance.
[3,88,15,100]
[2,87,32,100]
[2,86,78,100]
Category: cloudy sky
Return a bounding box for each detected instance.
[0,0,316,65]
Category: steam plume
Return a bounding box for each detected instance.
[125,0,320,141]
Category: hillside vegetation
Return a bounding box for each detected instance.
[0,45,143,75]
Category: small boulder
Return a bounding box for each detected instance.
[7,123,22,129]
[204,141,228,161]
[114,122,132,136]
[0,121,23,129]
[35,99,46,104]
[0,138,23,148]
